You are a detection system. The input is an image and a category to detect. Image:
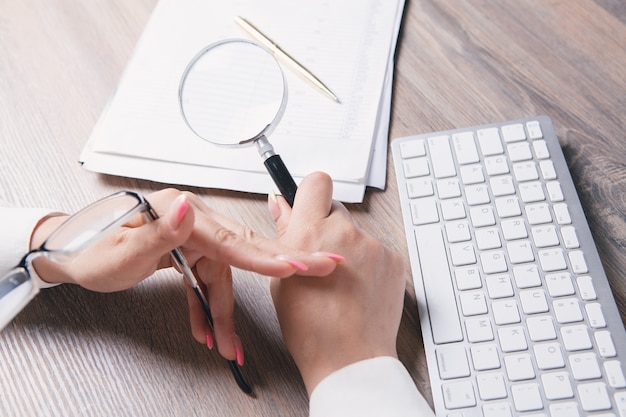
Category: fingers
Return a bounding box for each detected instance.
[71,194,195,292]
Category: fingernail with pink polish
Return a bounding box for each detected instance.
[169,194,189,229]
[276,255,308,271]
[232,334,244,366]
[313,252,346,263]
[206,332,214,350]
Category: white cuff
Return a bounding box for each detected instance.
[309,356,435,417]
[0,207,62,289]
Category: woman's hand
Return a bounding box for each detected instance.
[30,188,342,362]
[268,172,409,395]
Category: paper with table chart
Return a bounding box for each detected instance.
[79,0,405,203]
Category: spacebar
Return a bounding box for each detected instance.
[415,225,463,344]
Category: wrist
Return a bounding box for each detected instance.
[29,214,74,285]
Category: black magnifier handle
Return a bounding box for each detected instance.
[264,154,297,207]
[257,137,297,207]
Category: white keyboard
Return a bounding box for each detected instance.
[392,116,626,417]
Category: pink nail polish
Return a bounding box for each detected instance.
[276,256,309,271]
[313,251,346,262]
[206,333,214,350]
[232,334,244,366]
[175,195,189,225]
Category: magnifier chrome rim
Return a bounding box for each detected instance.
[178,38,288,148]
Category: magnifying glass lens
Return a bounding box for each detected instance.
[180,40,286,145]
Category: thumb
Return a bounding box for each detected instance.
[268,190,293,238]
[125,194,195,266]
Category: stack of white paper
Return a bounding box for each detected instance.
[80,0,406,203]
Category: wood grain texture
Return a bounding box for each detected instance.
[1,0,624,415]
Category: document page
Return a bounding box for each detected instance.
[81,0,405,202]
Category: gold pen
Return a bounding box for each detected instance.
[235,16,340,103]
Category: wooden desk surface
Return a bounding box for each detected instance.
[1,1,624,415]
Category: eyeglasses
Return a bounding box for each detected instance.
[0,191,252,395]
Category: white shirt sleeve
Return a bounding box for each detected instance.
[309,356,435,417]
[0,206,61,288]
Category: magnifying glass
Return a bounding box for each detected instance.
[179,39,298,206]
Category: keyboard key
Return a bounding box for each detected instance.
[507,240,535,264]
[508,142,533,161]
[533,139,550,159]
[560,225,580,248]
[520,289,549,314]
[414,225,463,344]
[501,123,526,143]
[549,402,580,417]
[410,198,439,225]
[477,372,507,400]
[470,206,496,227]
[459,164,484,184]
[442,380,476,409]
[475,227,502,250]
[495,196,522,217]
[542,371,574,399]
[477,127,504,156]
[546,181,564,201]
[504,353,534,379]
[445,220,471,243]
[483,403,513,417]
[492,299,521,324]
[450,243,477,266]
[604,360,626,388]
[454,266,482,290]
[512,383,543,412]
[436,178,461,199]
[526,203,552,224]
[569,352,601,380]
[466,317,494,342]
[539,159,557,180]
[402,157,429,178]
[526,120,543,139]
[519,181,545,202]
[485,155,510,175]
[585,303,606,328]
[538,248,567,272]
[534,343,565,370]
[451,131,480,164]
[595,331,617,358]
[486,274,513,298]
[436,345,470,379]
[480,250,508,274]
[513,161,539,182]
[561,325,592,351]
[552,202,571,224]
[470,343,501,370]
[460,291,488,316]
[553,298,583,323]
[406,178,434,198]
[577,382,611,412]
[399,138,426,158]
[499,327,528,352]
[545,272,575,296]
[441,199,466,220]
[576,275,597,300]
[527,315,556,341]
[531,225,560,248]
[465,184,490,205]
[428,135,456,178]
[513,264,542,288]
[490,175,515,196]
[502,218,528,240]
[568,250,588,274]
